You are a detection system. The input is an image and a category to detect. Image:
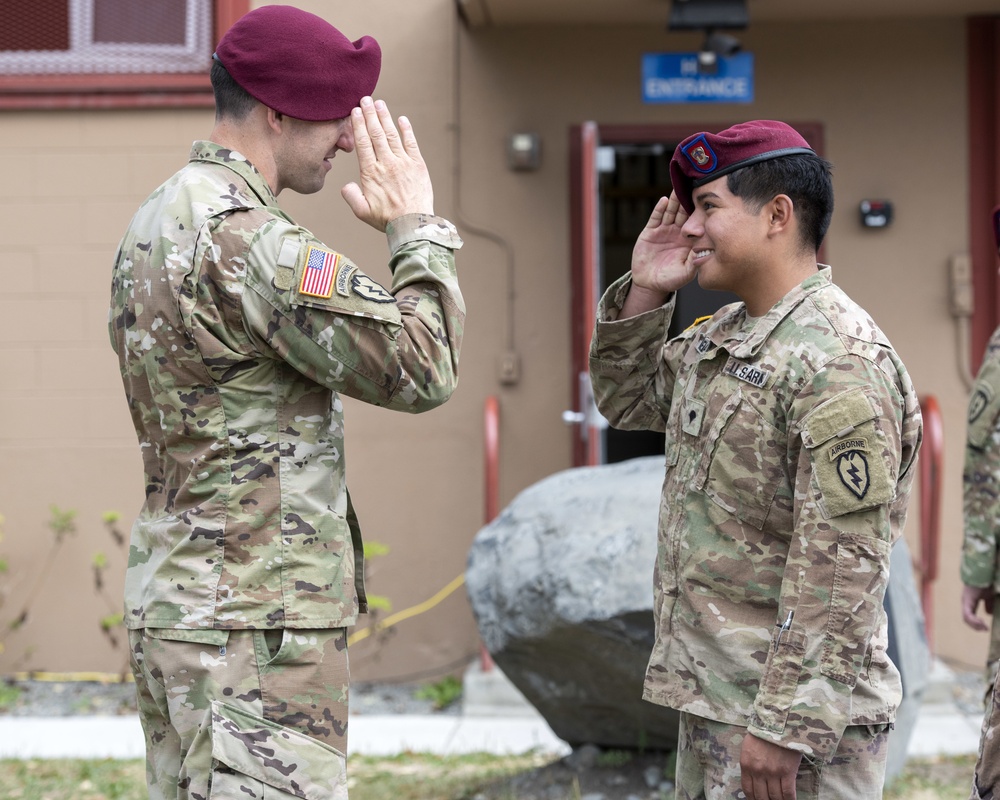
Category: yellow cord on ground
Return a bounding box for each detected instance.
[5,574,468,679]
[348,573,466,646]
[9,671,133,684]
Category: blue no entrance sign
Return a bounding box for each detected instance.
[642,52,754,104]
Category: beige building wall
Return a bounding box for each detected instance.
[0,1,987,681]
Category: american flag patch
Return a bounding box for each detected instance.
[298,246,340,299]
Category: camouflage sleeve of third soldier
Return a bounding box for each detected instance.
[962,341,1000,591]
[747,354,912,759]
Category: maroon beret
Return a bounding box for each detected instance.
[670,120,815,213]
[214,5,381,122]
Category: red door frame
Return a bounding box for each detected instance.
[568,121,825,467]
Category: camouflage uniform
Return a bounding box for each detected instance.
[590,268,921,790]
[966,327,1000,800]
[973,673,1000,799]
[109,141,464,798]
[963,326,1000,689]
[676,712,891,800]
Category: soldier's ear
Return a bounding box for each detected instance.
[766,194,794,238]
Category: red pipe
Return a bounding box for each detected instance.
[918,395,944,652]
[479,396,501,672]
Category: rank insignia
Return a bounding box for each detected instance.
[351,273,394,303]
[836,450,870,500]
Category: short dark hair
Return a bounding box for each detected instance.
[726,152,834,252]
[210,59,259,122]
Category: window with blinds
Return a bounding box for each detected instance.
[1,0,211,75]
[0,0,246,110]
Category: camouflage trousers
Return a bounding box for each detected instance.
[986,602,1000,706]
[128,627,350,800]
[972,666,1000,800]
[675,712,891,800]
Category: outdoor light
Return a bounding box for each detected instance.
[507,132,541,171]
[697,29,742,73]
[669,0,747,75]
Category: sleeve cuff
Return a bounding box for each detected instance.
[386,214,464,253]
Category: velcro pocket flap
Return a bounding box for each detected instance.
[800,387,875,449]
[211,701,346,799]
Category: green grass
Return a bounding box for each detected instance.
[0,752,979,800]
[0,759,147,799]
[884,753,978,800]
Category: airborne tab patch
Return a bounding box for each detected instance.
[298,246,341,299]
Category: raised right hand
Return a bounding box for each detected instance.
[619,193,697,317]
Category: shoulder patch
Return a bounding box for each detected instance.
[969,385,992,425]
[352,273,394,303]
[968,359,1000,448]
[298,245,343,300]
[802,388,893,517]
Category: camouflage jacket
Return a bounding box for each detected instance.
[589,268,922,760]
[962,325,1000,592]
[109,141,465,631]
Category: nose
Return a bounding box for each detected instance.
[338,122,355,153]
[680,208,703,238]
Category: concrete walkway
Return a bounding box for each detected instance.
[0,660,984,760]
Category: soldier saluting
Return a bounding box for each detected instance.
[590,121,922,800]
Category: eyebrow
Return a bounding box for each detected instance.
[693,190,720,206]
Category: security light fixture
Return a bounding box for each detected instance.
[669,0,747,75]
[697,30,743,72]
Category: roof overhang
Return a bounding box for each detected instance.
[456,0,1000,27]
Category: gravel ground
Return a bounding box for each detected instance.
[0,678,459,717]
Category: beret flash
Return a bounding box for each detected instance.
[214,5,381,122]
[670,120,815,213]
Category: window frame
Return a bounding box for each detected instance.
[0,0,248,111]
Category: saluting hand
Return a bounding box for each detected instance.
[620,193,697,318]
[341,97,434,231]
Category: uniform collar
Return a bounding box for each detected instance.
[188,140,279,209]
[698,266,832,358]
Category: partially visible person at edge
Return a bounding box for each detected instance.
[107,6,464,799]
[965,206,1000,800]
[588,121,922,800]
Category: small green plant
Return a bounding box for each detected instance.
[91,510,128,676]
[595,748,634,769]
[0,679,21,711]
[415,675,463,710]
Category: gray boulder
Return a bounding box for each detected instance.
[465,456,929,778]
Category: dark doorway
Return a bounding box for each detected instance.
[597,141,738,464]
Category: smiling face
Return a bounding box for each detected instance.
[272,115,355,195]
[680,175,771,300]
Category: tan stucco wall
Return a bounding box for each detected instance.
[0,2,987,682]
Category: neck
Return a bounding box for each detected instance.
[742,252,818,317]
[209,112,280,194]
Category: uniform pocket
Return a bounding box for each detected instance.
[751,627,806,734]
[702,390,786,530]
[210,701,347,799]
[820,532,892,686]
